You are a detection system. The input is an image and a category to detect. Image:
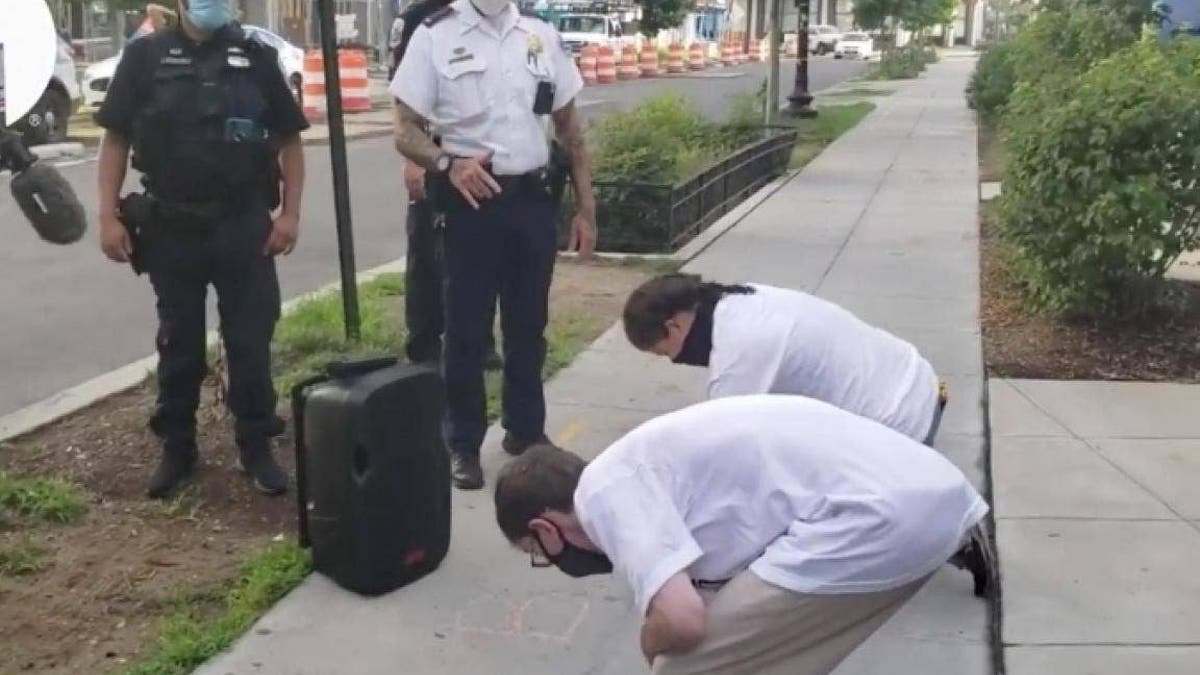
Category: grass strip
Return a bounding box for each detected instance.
[0,472,88,524]
[120,542,311,675]
[787,102,876,170]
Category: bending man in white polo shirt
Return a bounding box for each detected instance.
[622,274,946,445]
[494,395,992,674]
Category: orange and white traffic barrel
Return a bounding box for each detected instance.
[721,40,737,66]
[579,44,599,85]
[747,38,761,62]
[687,42,705,70]
[302,50,326,122]
[640,42,661,77]
[596,45,617,84]
[338,49,371,113]
[617,44,640,80]
[666,43,686,73]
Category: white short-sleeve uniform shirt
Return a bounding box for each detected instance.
[574,394,988,616]
[388,0,584,175]
[708,284,941,442]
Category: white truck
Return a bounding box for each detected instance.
[555,13,634,57]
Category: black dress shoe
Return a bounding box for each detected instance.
[948,525,996,598]
[451,453,484,490]
[236,444,289,496]
[501,432,560,456]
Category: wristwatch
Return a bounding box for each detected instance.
[434,152,453,174]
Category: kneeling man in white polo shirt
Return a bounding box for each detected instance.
[622,274,946,445]
[494,395,991,675]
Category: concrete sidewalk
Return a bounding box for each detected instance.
[990,380,1200,674]
[197,58,993,675]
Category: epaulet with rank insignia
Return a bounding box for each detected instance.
[518,7,548,21]
[423,5,455,27]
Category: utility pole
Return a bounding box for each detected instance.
[764,0,782,126]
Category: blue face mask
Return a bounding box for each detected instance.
[186,0,234,33]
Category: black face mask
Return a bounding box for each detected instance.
[671,297,717,367]
[532,525,614,578]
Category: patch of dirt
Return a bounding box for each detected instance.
[980,201,1200,382]
[0,258,655,674]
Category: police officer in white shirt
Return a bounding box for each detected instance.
[390,0,598,489]
[495,395,993,674]
[622,274,947,445]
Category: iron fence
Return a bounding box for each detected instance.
[579,127,798,253]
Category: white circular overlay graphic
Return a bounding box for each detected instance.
[0,0,59,125]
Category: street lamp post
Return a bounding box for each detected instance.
[786,0,817,118]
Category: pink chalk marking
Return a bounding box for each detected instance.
[452,596,591,645]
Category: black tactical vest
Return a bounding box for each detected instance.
[131,24,277,206]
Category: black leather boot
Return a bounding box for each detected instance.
[237,442,288,496]
[451,452,484,490]
[147,438,198,499]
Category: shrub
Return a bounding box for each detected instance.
[968,5,1140,120]
[966,40,1017,120]
[997,39,1200,318]
[586,93,784,252]
[873,44,929,79]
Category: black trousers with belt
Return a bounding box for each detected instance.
[440,175,558,457]
[142,199,283,451]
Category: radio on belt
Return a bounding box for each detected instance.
[534,81,555,115]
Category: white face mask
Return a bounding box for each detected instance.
[472,0,511,16]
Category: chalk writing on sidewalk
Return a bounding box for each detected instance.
[453,594,591,645]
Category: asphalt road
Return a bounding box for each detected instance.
[0,57,867,420]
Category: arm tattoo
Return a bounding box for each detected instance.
[392,99,442,171]
[552,101,596,212]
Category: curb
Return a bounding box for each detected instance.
[0,260,408,445]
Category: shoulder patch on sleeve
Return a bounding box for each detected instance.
[423,6,455,26]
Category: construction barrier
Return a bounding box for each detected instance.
[667,42,686,73]
[687,42,706,71]
[579,44,599,85]
[302,50,325,121]
[596,45,617,84]
[640,43,661,77]
[301,49,371,121]
[721,41,737,66]
[339,49,371,113]
[747,38,761,62]
[617,44,640,80]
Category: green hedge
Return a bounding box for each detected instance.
[585,90,770,251]
[998,39,1200,317]
[967,5,1140,120]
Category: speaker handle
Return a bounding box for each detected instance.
[291,374,331,549]
[324,356,399,380]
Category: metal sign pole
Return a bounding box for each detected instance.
[315,0,362,341]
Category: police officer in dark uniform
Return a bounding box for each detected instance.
[391,0,499,367]
[391,0,598,490]
[96,0,309,499]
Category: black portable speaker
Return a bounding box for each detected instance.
[292,357,452,596]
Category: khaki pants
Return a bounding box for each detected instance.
[652,572,932,675]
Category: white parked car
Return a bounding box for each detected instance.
[82,25,305,113]
[808,24,841,54]
[12,34,83,146]
[834,32,874,60]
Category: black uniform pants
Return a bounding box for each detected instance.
[404,196,495,364]
[143,202,282,450]
[441,180,557,457]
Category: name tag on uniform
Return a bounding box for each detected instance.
[161,56,191,65]
[227,55,251,68]
[448,47,474,65]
